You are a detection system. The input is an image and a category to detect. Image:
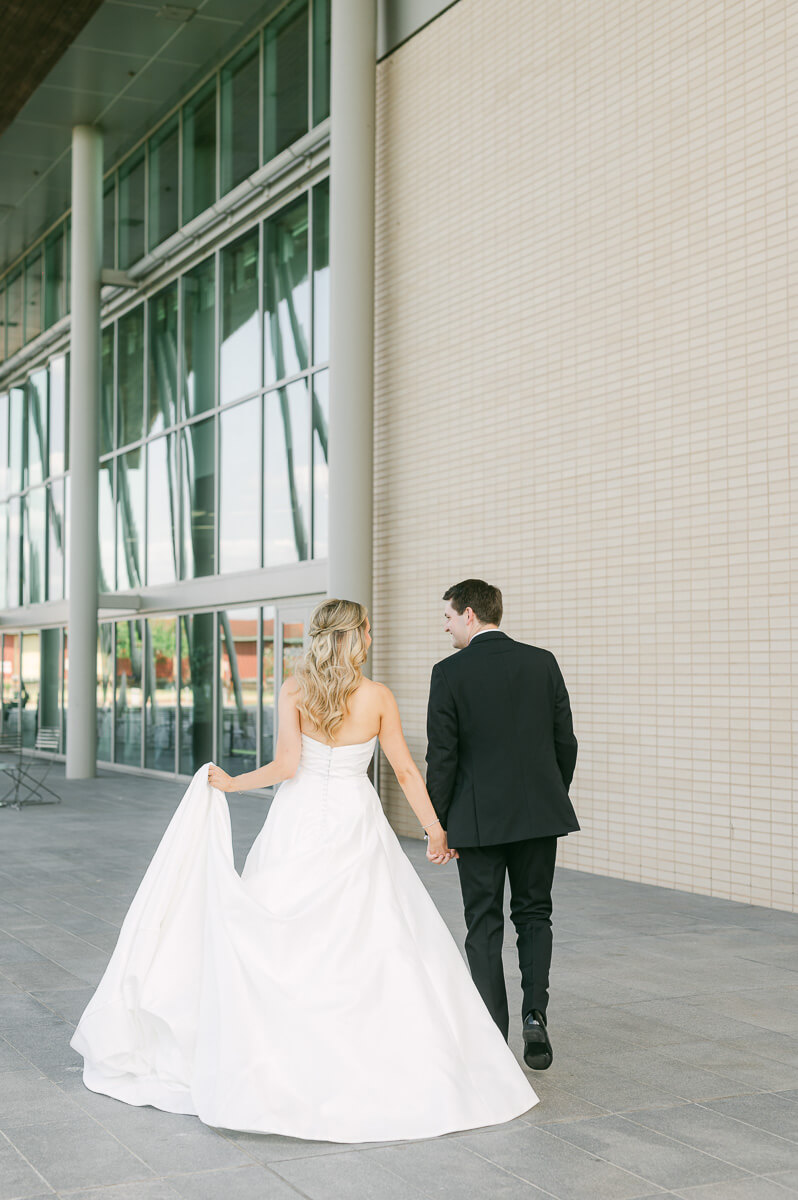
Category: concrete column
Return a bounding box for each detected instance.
[66,125,102,778]
[327,0,377,627]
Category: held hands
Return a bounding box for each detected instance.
[426,823,459,866]
[208,763,236,792]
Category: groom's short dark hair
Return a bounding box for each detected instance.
[443,579,503,626]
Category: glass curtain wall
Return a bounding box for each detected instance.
[0,0,331,365]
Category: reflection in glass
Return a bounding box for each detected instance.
[0,393,6,498]
[62,630,68,748]
[49,354,68,475]
[48,478,65,601]
[101,326,115,455]
[264,195,309,386]
[20,631,40,747]
[2,633,20,737]
[180,417,215,578]
[98,460,115,590]
[221,38,260,194]
[147,434,178,585]
[24,252,42,343]
[148,116,179,250]
[264,0,308,163]
[8,387,23,494]
[179,611,214,773]
[312,179,329,364]
[312,0,331,125]
[96,624,113,760]
[44,228,66,328]
[0,286,5,363]
[118,306,144,447]
[261,606,276,761]
[119,151,146,269]
[183,81,217,224]
[7,497,19,607]
[6,272,22,359]
[0,504,6,609]
[182,258,215,417]
[39,628,61,746]
[264,380,310,565]
[219,399,260,574]
[26,369,47,487]
[218,607,258,776]
[282,618,305,679]
[22,487,46,604]
[221,231,260,403]
[117,446,144,590]
[311,369,328,557]
[115,619,143,766]
[145,617,177,772]
[149,283,178,433]
[103,181,116,271]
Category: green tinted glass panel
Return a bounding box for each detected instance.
[98,460,115,590]
[6,272,22,359]
[218,606,258,776]
[145,616,177,772]
[49,354,68,476]
[115,619,143,766]
[119,152,146,269]
[117,445,144,590]
[22,487,46,604]
[44,228,66,328]
[118,306,145,446]
[311,368,328,557]
[264,379,310,565]
[24,252,42,343]
[221,38,260,194]
[312,0,330,125]
[149,282,178,433]
[263,195,309,385]
[26,369,47,488]
[97,624,113,760]
[182,257,216,417]
[312,178,329,364]
[148,116,180,250]
[100,326,115,455]
[183,81,217,223]
[179,610,214,773]
[264,0,308,162]
[103,181,116,270]
[221,231,260,403]
[219,398,260,574]
[180,416,215,578]
[47,478,65,602]
[147,433,178,585]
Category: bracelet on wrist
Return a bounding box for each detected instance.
[423,818,441,832]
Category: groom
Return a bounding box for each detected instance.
[425,580,578,1070]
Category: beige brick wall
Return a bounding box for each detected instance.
[372,0,797,911]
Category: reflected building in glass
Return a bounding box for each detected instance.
[0,0,333,779]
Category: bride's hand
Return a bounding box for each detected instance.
[208,763,235,792]
[427,827,457,865]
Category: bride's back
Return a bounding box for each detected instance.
[292,598,381,746]
[297,677,382,747]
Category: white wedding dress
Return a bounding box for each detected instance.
[70,734,538,1142]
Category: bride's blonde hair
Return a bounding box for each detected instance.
[294,599,369,741]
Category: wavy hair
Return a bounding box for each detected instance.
[294,599,369,741]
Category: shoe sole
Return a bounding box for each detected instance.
[523,1027,553,1071]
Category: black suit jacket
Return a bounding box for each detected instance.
[425,631,579,847]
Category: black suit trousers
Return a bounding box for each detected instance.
[455,835,557,1041]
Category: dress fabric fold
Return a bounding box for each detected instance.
[70,735,538,1142]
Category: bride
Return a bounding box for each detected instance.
[70,599,538,1142]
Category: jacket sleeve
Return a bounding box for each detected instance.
[549,651,578,791]
[425,662,459,829]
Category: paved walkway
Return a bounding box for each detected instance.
[1,767,798,1200]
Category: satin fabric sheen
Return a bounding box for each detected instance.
[70,734,538,1141]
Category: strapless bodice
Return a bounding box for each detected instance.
[296,733,378,779]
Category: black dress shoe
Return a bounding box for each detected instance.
[522,1009,553,1070]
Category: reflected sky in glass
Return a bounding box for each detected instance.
[264,380,310,566]
[219,398,260,574]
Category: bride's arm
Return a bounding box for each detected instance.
[209,680,302,792]
[376,684,456,862]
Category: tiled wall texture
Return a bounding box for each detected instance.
[372,0,796,910]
